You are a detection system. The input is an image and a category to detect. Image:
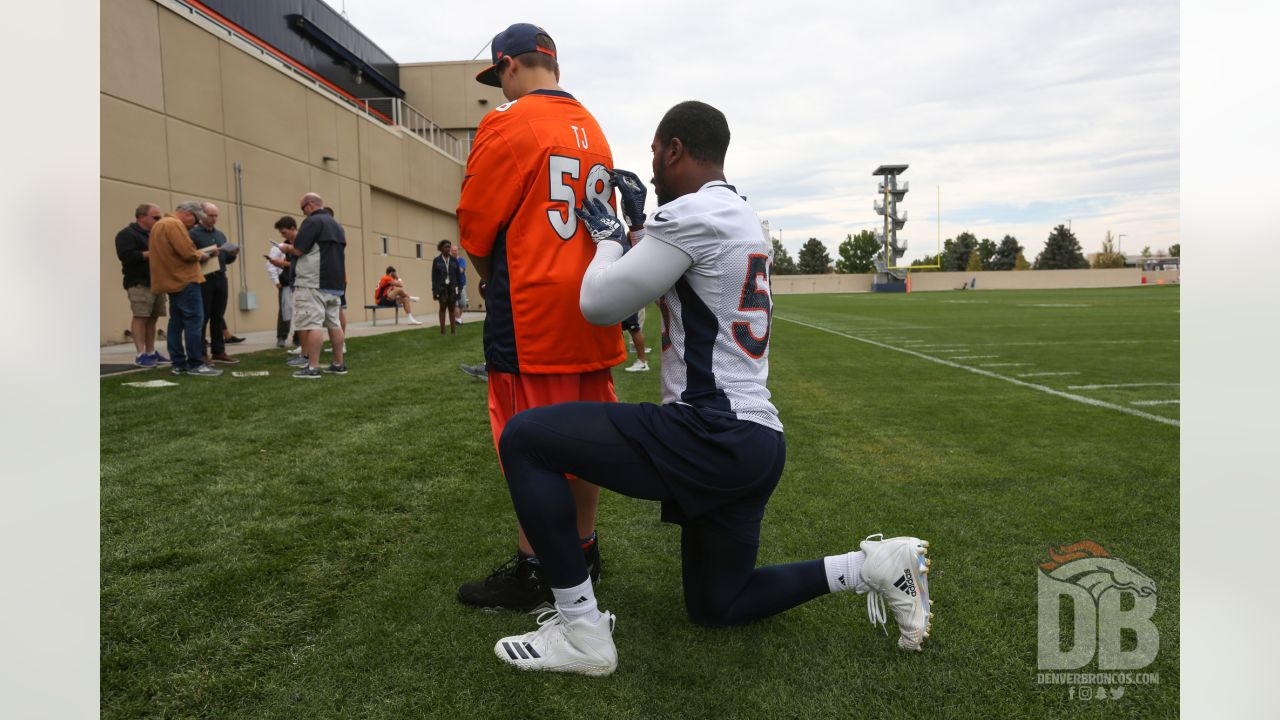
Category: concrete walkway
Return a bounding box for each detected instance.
[101,311,485,375]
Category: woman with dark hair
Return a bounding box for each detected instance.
[431,239,463,335]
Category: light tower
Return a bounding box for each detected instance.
[872,164,909,292]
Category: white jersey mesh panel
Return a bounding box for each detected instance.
[647,182,782,432]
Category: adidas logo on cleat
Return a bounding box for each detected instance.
[837,574,846,587]
[892,570,918,597]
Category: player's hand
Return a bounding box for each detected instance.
[609,168,647,228]
[576,198,626,248]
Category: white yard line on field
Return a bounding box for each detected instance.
[1067,383,1180,390]
[1131,400,1180,406]
[979,362,1033,367]
[949,355,999,360]
[1017,372,1081,377]
[776,316,1179,428]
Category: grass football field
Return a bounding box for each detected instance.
[101,285,1179,719]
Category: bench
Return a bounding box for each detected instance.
[364,304,400,326]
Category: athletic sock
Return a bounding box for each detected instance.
[822,550,866,594]
[580,531,597,550]
[552,577,601,624]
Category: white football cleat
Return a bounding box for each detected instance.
[494,610,618,677]
[624,360,649,373]
[857,534,933,651]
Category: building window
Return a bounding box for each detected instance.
[416,243,423,259]
[380,235,389,255]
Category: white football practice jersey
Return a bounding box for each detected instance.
[645,181,782,431]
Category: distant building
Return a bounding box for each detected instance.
[101,0,505,343]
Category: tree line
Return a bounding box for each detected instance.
[768,225,1173,275]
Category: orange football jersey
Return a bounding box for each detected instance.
[458,89,626,375]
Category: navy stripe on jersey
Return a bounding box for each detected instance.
[483,228,519,374]
[674,277,731,412]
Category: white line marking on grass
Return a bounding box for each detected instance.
[1016,303,1091,308]
[949,355,999,360]
[1132,400,1180,406]
[1067,383,1180,390]
[776,316,1179,428]
[979,362,1032,367]
[1017,372,1081,377]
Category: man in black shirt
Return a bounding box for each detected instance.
[114,203,169,368]
[190,202,241,364]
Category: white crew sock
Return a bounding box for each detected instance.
[823,550,866,593]
[552,577,601,623]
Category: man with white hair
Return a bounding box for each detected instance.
[148,201,222,377]
[189,201,241,364]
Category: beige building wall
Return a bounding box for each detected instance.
[101,0,478,344]
[399,61,506,134]
[770,269,1181,295]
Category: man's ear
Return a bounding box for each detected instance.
[666,137,684,166]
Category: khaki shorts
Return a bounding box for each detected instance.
[127,286,166,318]
[293,287,342,330]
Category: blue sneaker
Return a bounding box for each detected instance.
[134,353,157,368]
[150,352,171,365]
[286,355,309,368]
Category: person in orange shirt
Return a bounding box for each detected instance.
[374,266,422,325]
[456,23,625,612]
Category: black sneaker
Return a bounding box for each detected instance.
[457,554,552,612]
[292,367,322,380]
[584,535,602,584]
[324,363,348,375]
[457,541,603,613]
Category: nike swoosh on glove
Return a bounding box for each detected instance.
[575,198,628,251]
[609,168,647,228]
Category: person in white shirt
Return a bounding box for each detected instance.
[269,216,297,349]
[487,101,934,678]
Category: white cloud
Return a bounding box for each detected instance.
[341,0,1178,260]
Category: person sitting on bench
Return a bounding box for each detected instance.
[374,266,422,325]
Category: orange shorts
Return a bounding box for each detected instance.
[487,368,617,453]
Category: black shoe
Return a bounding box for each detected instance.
[457,554,552,613]
[584,534,602,584]
[226,335,246,344]
[457,541,602,613]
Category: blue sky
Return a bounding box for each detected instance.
[340,0,1179,261]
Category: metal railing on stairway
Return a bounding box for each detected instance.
[359,98,470,164]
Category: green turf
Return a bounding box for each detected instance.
[101,286,1179,719]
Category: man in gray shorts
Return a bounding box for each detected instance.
[277,192,347,379]
[114,203,169,367]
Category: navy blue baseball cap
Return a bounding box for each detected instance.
[475,23,556,87]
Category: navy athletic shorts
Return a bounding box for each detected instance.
[621,312,641,332]
[604,402,785,545]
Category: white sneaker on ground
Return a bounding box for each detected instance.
[288,345,302,355]
[494,609,617,677]
[408,317,423,325]
[856,534,932,651]
[409,296,420,301]
[624,360,649,373]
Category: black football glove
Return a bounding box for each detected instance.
[575,198,627,250]
[609,168,647,228]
